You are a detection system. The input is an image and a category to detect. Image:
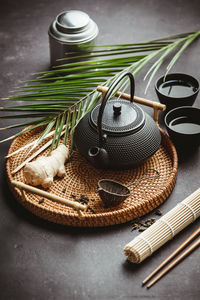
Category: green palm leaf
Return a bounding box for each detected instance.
[1,31,199,155]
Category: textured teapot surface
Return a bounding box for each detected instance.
[74,99,161,169]
[74,71,161,169]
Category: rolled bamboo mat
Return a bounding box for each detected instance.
[124,187,200,263]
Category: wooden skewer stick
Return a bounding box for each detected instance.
[146,237,200,288]
[5,126,66,159]
[142,226,200,286]
[11,180,86,212]
[97,85,166,123]
[11,130,66,175]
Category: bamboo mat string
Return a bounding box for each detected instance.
[178,202,197,221]
[135,236,154,255]
[158,218,175,238]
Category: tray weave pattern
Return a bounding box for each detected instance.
[6,127,178,227]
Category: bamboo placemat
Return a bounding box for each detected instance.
[6,127,178,227]
[124,187,200,263]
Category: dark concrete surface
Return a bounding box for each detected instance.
[0,0,200,299]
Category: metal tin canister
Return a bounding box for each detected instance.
[48,10,99,66]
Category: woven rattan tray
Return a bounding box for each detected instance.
[6,127,178,227]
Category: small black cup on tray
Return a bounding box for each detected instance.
[155,73,199,111]
[164,106,200,150]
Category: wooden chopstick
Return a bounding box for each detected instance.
[11,180,87,212]
[142,226,200,288]
[146,237,200,288]
[5,126,66,159]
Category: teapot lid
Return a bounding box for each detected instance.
[89,99,145,135]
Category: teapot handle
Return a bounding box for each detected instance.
[97,72,135,147]
[97,85,166,124]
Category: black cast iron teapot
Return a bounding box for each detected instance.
[74,72,163,169]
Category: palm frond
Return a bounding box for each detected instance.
[1,31,199,154]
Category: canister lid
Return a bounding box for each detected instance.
[49,10,99,44]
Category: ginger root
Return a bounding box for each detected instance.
[24,144,69,188]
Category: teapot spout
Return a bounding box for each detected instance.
[88,147,109,169]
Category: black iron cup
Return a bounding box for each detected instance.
[155,73,199,111]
